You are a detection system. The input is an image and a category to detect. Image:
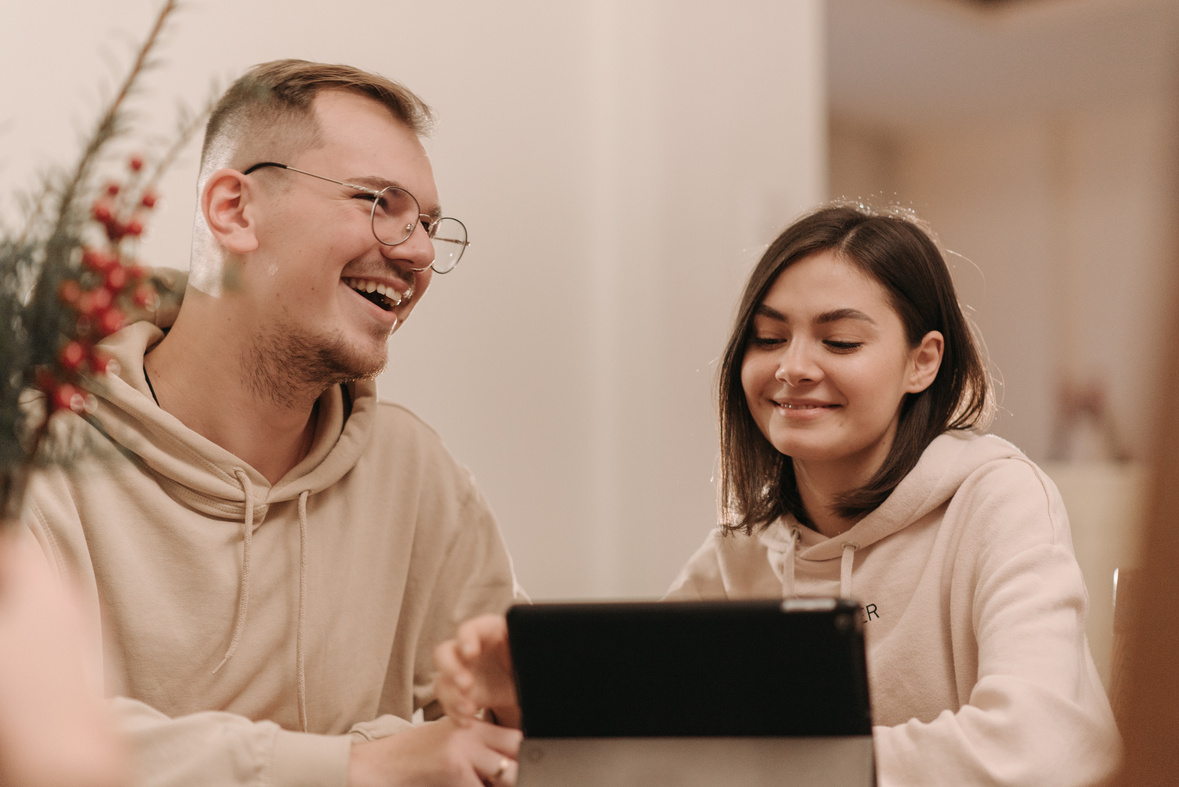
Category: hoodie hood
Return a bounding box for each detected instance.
[759,432,1024,597]
[94,320,375,523]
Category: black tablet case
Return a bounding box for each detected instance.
[507,597,872,739]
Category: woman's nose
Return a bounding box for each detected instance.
[774,343,820,386]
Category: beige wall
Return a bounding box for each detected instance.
[0,0,826,600]
[828,0,1179,685]
[833,101,1178,464]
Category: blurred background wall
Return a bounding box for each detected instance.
[828,0,1178,688]
[2,0,1174,683]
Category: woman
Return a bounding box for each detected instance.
[436,204,1121,786]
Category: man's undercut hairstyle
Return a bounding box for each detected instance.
[717,203,993,535]
[200,59,434,178]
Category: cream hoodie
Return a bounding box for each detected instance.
[23,320,521,787]
[667,432,1120,786]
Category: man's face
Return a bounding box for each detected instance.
[244,89,439,386]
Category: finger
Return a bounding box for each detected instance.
[471,719,523,756]
[477,753,517,786]
[435,641,476,693]
[457,616,495,660]
[434,650,479,726]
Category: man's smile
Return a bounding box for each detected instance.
[343,275,414,311]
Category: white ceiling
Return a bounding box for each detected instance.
[827,0,1179,130]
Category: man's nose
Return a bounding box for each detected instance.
[381,219,435,272]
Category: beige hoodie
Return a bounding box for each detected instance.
[24,319,521,787]
[667,432,1121,787]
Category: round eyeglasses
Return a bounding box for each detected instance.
[241,162,470,273]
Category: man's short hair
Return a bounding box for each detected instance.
[199,59,434,178]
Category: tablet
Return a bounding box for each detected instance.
[506,596,872,738]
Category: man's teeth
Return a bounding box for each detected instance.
[344,277,405,307]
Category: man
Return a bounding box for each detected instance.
[23,60,522,786]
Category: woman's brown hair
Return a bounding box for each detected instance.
[718,204,992,534]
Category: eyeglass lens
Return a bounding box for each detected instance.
[370,187,468,273]
[426,218,468,274]
[370,187,421,245]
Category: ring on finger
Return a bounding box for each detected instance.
[490,756,510,781]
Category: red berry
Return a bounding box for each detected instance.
[77,287,113,317]
[52,384,81,413]
[124,219,144,237]
[59,279,82,304]
[132,283,156,308]
[106,182,121,197]
[89,351,112,375]
[129,156,144,172]
[82,248,113,272]
[59,341,87,371]
[92,203,113,223]
[97,307,125,335]
[105,265,128,292]
[141,190,158,209]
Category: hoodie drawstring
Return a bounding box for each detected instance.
[765,526,858,600]
[212,474,311,733]
[295,490,309,733]
[763,526,800,597]
[213,469,255,675]
[840,542,857,599]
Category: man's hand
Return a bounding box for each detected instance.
[433,614,521,729]
[348,717,521,787]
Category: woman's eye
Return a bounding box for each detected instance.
[354,192,378,203]
[825,340,862,351]
[750,336,784,348]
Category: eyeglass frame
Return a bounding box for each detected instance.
[240,161,469,274]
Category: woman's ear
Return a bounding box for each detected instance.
[905,330,945,394]
[200,168,259,255]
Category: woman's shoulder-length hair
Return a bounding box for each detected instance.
[717,203,993,535]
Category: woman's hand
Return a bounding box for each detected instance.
[434,614,521,729]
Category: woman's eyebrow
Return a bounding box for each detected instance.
[754,303,787,322]
[753,305,876,325]
[815,307,876,326]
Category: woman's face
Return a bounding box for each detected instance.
[740,250,942,490]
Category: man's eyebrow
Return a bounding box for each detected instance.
[347,175,443,219]
[347,175,407,191]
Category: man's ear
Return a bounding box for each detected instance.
[905,330,944,394]
[201,168,260,254]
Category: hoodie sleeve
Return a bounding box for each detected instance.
[408,478,524,721]
[23,511,356,787]
[114,697,352,787]
[872,457,1121,787]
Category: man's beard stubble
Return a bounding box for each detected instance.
[243,322,389,409]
